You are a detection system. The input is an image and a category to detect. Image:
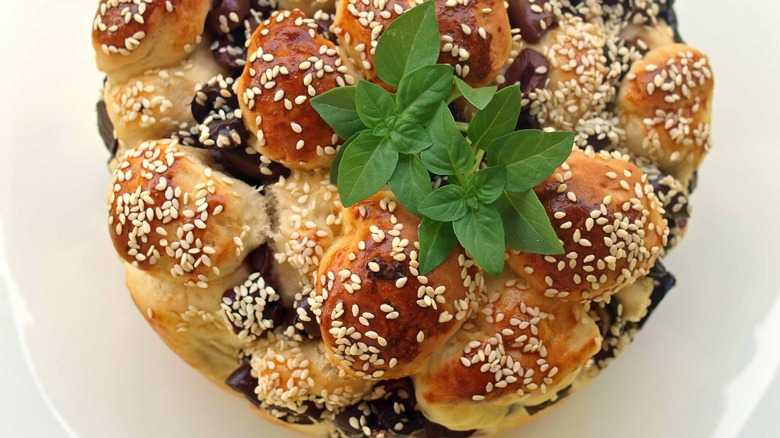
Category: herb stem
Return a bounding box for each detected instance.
[468,149,485,175]
[447,90,463,104]
[454,122,469,133]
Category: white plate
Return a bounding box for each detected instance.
[2,1,780,437]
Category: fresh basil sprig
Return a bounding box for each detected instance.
[311,1,573,276]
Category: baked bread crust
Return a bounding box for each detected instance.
[92,1,714,436]
[313,192,482,380]
[103,44,226,154]
[506,148,668,302]
[237,9,355,170]
[107,139,269,287]
[125,261,251,385]
[333,0,512,88]
[92,0,211,81]
[414,272,600,431]
[617,43,714,182]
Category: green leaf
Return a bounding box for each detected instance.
[418,185,468,222]
[421,103,474,177]
[453,206,505,276]
[497,190,563,254]
[454,77,497,110]
[355,81,396,128]
[389,120,432,154]
[337,132,398,206]
[396,64,455,125]
[465,186,480,210]
[418,218,458,275]
[310,86,366,140]
[388,154,432,216]
[487,130,574,193]
[467,85,522,150]
[469,166,506,204]
[374,1,440,87]
[330,131,362,184]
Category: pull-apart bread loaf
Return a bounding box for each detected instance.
[93,0,713,436]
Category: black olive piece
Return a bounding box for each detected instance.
[269,402,326,425]
[225,363,261,406]
[637,263,676,328]
[210,30,248,73]
[501,48,550,96]
[207,0,251,36]
[97,100,119,158]
[250,244,273,276]
[210,148,291,187]
[294,298,322,339]
[506,0,557,45]
[524,385,573,416]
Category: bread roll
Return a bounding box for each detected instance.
[312,192,482,380]
[617,43,714,182]
[506,148,668,302]
[107,139,270,287]
[92,0,211,81]
[237,9,355,170]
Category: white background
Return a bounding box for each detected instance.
[1,0,779,437]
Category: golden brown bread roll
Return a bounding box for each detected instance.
[620,22,677,52]
[237,9,355,170]
[332,0,408,86]
[107,139,270,287]
[269,170,343,300]
[249,331,374,412]
[506,148,668,302]
[617,43,714,182]
[413,272,600,431]
[434,0,513,87]
[102,44,226,154]
[522,17,616,131]
[92,0,211,81]
[333,0,512,88]
[125,261,252,385]
[311,192,482,380]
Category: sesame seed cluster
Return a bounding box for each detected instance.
[93,0,713,436]
[107,139,268,288]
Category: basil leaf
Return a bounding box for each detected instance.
[337,132,398,206]
[418,218,458,275]
[389,120,432,154]
[454,77,497,110]
[421,103,474,177]
[374,1,440,87]
[396,64,455,125]
[497,190,563,254]
[330,131,363,184]
[487,130,574,192]
[467,85,521,150]
[355,80,395,128]
[388,154,432,216]
[469,166,506,204]
[310,86,366,140]
[453,206,505,276]
[465,186,480,210]
[418,185,468,222]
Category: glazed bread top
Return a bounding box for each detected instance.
[93,0,212,81]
